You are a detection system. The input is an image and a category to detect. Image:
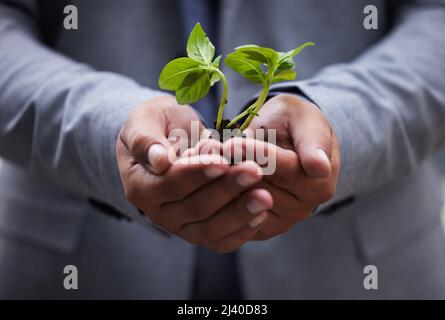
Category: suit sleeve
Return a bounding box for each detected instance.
[0,2,164,226]
[273,1,445,209]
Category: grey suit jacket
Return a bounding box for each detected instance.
[1,0,445,299]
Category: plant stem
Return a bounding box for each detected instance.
[226,100,258,128]
[214,68,229,130]
[239,76,273,131]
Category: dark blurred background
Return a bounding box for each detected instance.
[436,149,445,172]
[435,149,445,223]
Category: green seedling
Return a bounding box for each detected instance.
[158,23,314,133]
[158,23,227,130]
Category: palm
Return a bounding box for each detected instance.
[247,95,299,151]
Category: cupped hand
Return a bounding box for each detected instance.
[226,94,340,240]
[116,96,273,252]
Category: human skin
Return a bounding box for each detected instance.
[117,94,339,251]
[236,94,340,240]
[116,96,273,252]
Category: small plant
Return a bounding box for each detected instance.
[158,23,314,137]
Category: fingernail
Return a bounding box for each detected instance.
[248,212,267,228]
[247,198,268,214]
[148,144,166,167]
[236,173,259,187]
[316,148,330,165]
[205,167,225,178]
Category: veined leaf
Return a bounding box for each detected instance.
[278,42,315,64]
[276,52,295,73]
[158,57,203,91]
[213,55,222,68]
[225,51,264,83]
[234,45,279,66]
[176,71,211,104]
[210,55,223,85]
[186,23,215,64]
[272,69,297,83]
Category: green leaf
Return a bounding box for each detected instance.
[210,55,223,86]
[234,45,280,66]
[224,51,264,83]
[210,71,221,86]
[213,55,222,68]
[276,52,295,73]
[278,42,315,64]
[272,69,297,83]
[186,23,215,64]
[158,57,203,91]
[274,43,315,78]
[175,71,211,104]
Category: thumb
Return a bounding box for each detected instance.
[123,111,172,175]
[296,142,332,179]
[292,114,333,179]
[147,143,171,175]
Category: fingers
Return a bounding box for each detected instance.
[147,144,171,174]
[160,161,264,233]
[119,96,207,175]
[295,140,332,179]
[119,99,172,174]
[290,106,333,179]
[178,188,273,243]
[118,94,338,252]
[120,153,230,216]
[246,94,335,179]
[180,138,224,158]
[152,154,231,205]
[256,180,312,220]
[204,212,268,253]
[222,137,301,190]
[331,132,341,181]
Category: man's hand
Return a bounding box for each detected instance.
[116,96,273,252]
[231,94,340,240]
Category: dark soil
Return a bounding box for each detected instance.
[210,119,245,143]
